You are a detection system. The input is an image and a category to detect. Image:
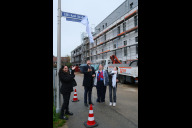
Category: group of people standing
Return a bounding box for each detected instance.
[58,60,119,120]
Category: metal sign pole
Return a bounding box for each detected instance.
[55,8,90,113]
[56,0,61,113]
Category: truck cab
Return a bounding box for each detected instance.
[93,57,138,84]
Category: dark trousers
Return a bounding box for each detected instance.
[96,81,106,102]
[109,85,117,102]
[84,86,93,104]
[60,92,71,117]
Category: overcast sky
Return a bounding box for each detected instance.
[53,0,126,57]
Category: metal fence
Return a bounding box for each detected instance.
[53,68,63,112]
[53,68,57,107]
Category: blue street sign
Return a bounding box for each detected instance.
[66,18,82,22]
[62,11,85,20]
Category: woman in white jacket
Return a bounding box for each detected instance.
[108,67,119,106]
[94,64,109,103]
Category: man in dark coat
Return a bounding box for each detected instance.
[83,60,96,106]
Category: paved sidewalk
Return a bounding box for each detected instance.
[58,72,138,128]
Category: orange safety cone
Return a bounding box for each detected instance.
[72,89,79,102]
[84,104,98,128]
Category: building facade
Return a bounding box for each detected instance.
[71,35,90,66]
[71,45,82,66]
[90,0,138,64]
[71,0,138,65]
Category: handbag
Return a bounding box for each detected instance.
[72,79,77,87]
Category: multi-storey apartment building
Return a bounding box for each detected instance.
[90,0,138,64]
[71,36,90,66]
[71,45,82,66]
[71,0,138,65]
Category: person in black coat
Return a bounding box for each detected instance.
[83,60,96,107]
[59,65,77,120]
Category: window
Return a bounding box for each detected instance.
[104,34,106,41]
[117,26,120,34]
[98,28,100,32]
[114,44,116,48]
[135,28,138,33]
[130,61,137,67]
[124,40,127,45]
[130,2,133,9]
[123,61,126,64]
[134,16,137,26]
[123,22,126,32]
[124,47,127,56]
[135,36,138,42]
[136,45,138,54]
[105,23,107,27]
[103,25,105,29]
[114,50,116,56]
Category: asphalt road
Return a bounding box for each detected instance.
[61,72,138,128]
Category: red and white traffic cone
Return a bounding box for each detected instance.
[84,104,98,128]
[72,89,79,102]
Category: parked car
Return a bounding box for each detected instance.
[79,64,99,73]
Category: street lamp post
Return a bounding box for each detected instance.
[56,0,61,113]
